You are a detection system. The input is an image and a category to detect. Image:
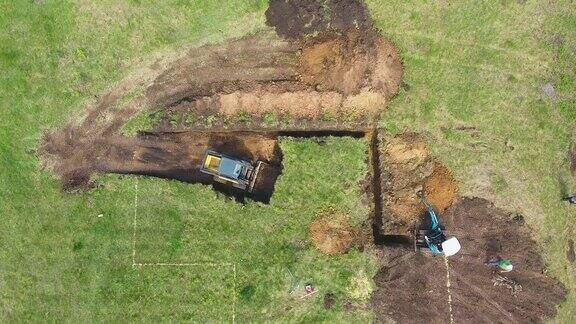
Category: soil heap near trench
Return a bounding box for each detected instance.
[309,209,356,255]
[372,198,567,323]
[379,132,459,235]
[39,0,403,192]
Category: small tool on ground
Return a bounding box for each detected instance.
[486,256,514,272]
[302,283,317,299]
[414,191,461,256]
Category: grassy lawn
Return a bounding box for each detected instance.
[2,0,575,322]
[367,0,576,320]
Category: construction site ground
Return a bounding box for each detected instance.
[3,0,575,322]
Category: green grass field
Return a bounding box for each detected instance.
[1,0,575,321]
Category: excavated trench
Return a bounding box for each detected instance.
[96,129,375,205]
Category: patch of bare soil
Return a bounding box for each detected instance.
[265,0,373,39]
[379,132,458,235]
[372,198,567,323]
[310,209,355,255]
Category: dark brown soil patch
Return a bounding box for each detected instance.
[372,198,566,323]
[372,248,450,323]
[310,209,355,255]
[324,292,336,309]
[379,132,458,235]
[265,0,373,39]
[568,239,575,263]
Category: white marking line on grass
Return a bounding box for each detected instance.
[135,262,233,267]
[132,178,138,267]
[232,263,236,324]
[444,256,454,324]
[131,178,237,323]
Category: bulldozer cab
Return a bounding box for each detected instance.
[201,150,263,193]
[218,157,245,179]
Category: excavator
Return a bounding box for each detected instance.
[414,191,461,257]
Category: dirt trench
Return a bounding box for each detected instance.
[378,132,459,236]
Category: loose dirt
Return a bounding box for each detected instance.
[266,0,373,39]
[310,209,355,255]
[379,132,458,235]
[424,164,459,214]
[372,198,567,323]
[324,292,336,309]
[159,30,402,122]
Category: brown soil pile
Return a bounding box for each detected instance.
[159,30,402,122]
[310,209,355,255]
[379,132,458,235]
[424,164,459,213]
[265,0,373,39]
[372,198,567,323]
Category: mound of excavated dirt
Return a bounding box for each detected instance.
[300,31,402,97]
[424,164,459,214]
[373,198,567,323]
[155,30,402,122]
[379,132,458,235]
[39,0,403,194]
[310,209,355,255]
[265,0,373,39]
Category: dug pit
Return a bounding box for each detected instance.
[43,130,283,203]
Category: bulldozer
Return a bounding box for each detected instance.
[414,191,461,257]
[200,150,264,193]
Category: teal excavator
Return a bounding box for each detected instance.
[415,191,461,257]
